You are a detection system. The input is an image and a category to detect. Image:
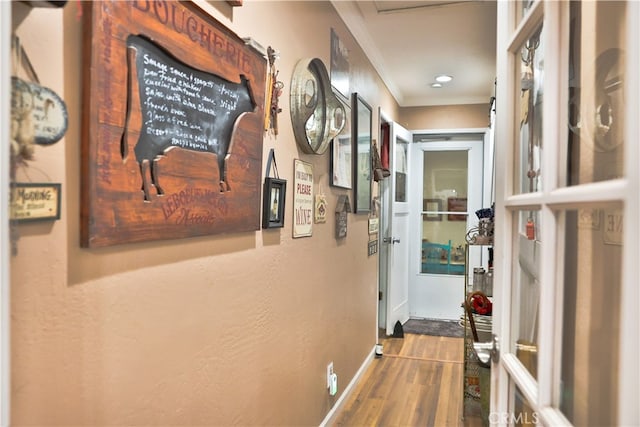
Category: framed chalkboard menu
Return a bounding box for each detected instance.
[81,1,267,247]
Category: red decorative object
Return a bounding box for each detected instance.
[469,291,492,315]
[526,218,535,240]
[381,122,390,169]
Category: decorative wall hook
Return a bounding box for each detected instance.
[265,46,283,136]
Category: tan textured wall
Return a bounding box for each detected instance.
[9,1,399,425]
[399,103,490,130]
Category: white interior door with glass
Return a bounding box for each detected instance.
[489,1,639,425]
[381,121,411,336]
[408,134,485,321]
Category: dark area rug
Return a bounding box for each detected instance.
[402,318,464,338]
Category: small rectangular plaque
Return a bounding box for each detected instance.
[368,240,378,256]
[603,208,623,245]
[368,217,379,235]
[293,159,314,238]
[10,183,61,222]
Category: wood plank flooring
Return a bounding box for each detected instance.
[329,334,483,427]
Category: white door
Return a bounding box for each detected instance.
[408,134,485,320]
[488,1,639,425]
[380,120,411,336]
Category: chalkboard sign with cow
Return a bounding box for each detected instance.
[81,1,267,247]
[121,34,256,201]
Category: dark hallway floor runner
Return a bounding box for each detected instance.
[401,318,464,338]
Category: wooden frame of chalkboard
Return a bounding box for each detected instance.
[80,1,267,247]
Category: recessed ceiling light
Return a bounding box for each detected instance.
[435,74,453,83]
[431,82,443,88]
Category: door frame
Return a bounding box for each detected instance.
[407,130,488,320]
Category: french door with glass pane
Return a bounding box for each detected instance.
[492,1,638,425]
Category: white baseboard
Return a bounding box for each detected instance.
[319,346,375,427]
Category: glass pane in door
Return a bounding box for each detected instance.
[511,384,538,425]
[511,210,540,379]
[567,1,626,186]
[560,205,622,425]
[395,139,408,202]
[516,0,535,23]
[421,151,468,275]
[515,25,544,194]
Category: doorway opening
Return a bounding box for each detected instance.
[408,134,486,321]
[377,124,492,338]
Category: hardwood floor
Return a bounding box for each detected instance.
[329,334,484,427]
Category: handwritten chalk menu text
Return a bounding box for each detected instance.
[122,35,256,201]
[81,1,267,247]
[293,159,314,238]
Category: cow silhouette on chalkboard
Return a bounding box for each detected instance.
[121,35,256,201]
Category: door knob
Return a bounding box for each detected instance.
[473,334,499,366]
[383,237,401,244]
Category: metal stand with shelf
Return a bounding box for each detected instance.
[462,243,492,424]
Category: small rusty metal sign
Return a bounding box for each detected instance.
[335,194,351,239]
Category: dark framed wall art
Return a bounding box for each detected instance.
[262,178,286,229]
[352,93,372,213]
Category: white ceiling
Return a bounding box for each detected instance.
[332,0,497,107]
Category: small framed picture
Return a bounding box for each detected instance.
[10,182,62,222]
[423,198,442,222]
[447,197,468,221]
[262,178,287,229]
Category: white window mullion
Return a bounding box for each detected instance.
[502,353,538,406]
[538,407,572,427]
[505,179,627,209]
[538,0,563,412]
[492,1,516,422]
[546,180,627,207]
[507,0,544,55]
[503,192,542,210]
